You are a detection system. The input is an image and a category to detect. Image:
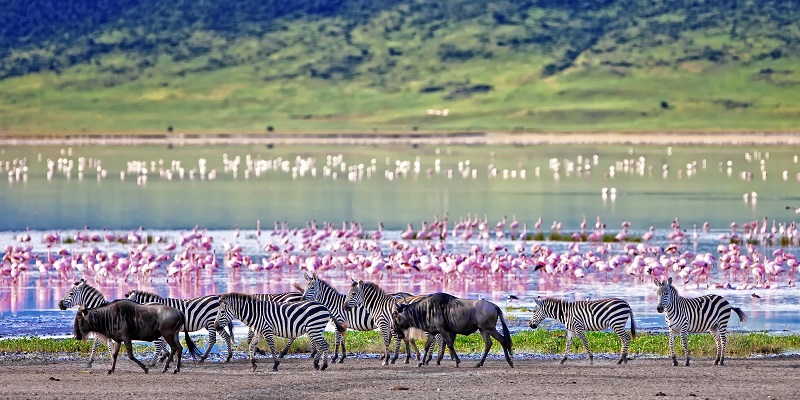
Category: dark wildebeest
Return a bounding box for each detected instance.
[73,299,201,374]
[391,292,514,368]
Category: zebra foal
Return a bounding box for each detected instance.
[214,292,333,372]
[655,277,747,366]
[529,296,636,364]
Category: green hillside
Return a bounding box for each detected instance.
[1,0,799,135]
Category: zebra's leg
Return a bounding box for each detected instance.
[718,328,727,366]
[680,328,690,367]
[198,326,217,363]
[668,330,679,366]
[248,331,262,372]
[576,330,593,365]
[435,334,445,365]
[379,321,392,366]
[710,326,723,365]
[331,330,341,363]
[278,338,296,358]
[339,331,347,364]
[561,330,575,364]
[615,325,631,365]
[87,337,102,368]
[248,328,267,356]
[310,330,329,371]
[390,332,403,364]
[215,326,234,363]
[263,330,279,372]
[475,330,493,368]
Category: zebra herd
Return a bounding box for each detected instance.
[58,275,747,372]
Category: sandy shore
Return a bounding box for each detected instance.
[1,355,798,399]
[1,131,799,146]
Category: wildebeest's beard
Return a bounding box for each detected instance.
[73,312,88,341]
[391,312,409,339]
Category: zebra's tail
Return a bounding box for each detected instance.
[332,316,347,333]
[183,319,202,359]
[732,307,748,323]
[496,306,514,355]
[629,310,637,340]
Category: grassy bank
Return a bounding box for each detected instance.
[4,331,798,358]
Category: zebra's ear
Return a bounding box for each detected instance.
[351,277,357,284]
[653,278,661,286]
[533,297,542,306]
[312,272,317,279]
[667,277,673,285]
[304,272,311,281]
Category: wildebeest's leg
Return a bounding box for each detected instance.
[561,330,575,364]
[475,330,494,368]
[487,329,513,367]
[108,340,121,374]
[406,338,420,364]
[418,334,435,367]
[124,340,149,373]
[440,332,460,368]
[162,330,183,374]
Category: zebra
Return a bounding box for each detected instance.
[214,292,335,372]
[343,279,405,366]
[300,273,420,364]
[655,277,747,366]
[58,279,166,367]
[246,291,305,357]
[529,296,636,365]
[125,290,235,363]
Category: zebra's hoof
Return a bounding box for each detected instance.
[473,363,482,368]
[559,358,567,365]
[106,370,113,375]
[173,369,179,374]
[404,359,410,364]
[321,363,328,371]
[337,358,345,364]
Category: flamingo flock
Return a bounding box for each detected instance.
[2,215,800,294]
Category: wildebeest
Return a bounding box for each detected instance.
[73,299,201,374]
[391,292,513,368]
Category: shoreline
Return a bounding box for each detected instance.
[1,131,799,146]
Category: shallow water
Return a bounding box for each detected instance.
[1,144,799,338]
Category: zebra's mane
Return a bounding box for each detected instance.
[360,281,388,296]
[74,281,107,301]
[540,297,569,305]
[129,290,163,300]
[221,292,257,302]
[313,276,339,293]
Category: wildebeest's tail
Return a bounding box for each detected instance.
[732,307,748,323]
[629,309,637,340]
[496,305,513,355]
[182,316,202,359]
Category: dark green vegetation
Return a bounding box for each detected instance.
[1,0,799,134]
[3,330,798,358]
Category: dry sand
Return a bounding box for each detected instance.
[0,354,797,400]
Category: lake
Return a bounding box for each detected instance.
[1,143,799,338]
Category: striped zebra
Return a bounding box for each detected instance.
[655,277,747,366]
[58,279,165,367]
[343,279,404,366]
[214,292,334,372]
[247,291,305,357]
[528,296,636,365]
[125,290,235,363]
